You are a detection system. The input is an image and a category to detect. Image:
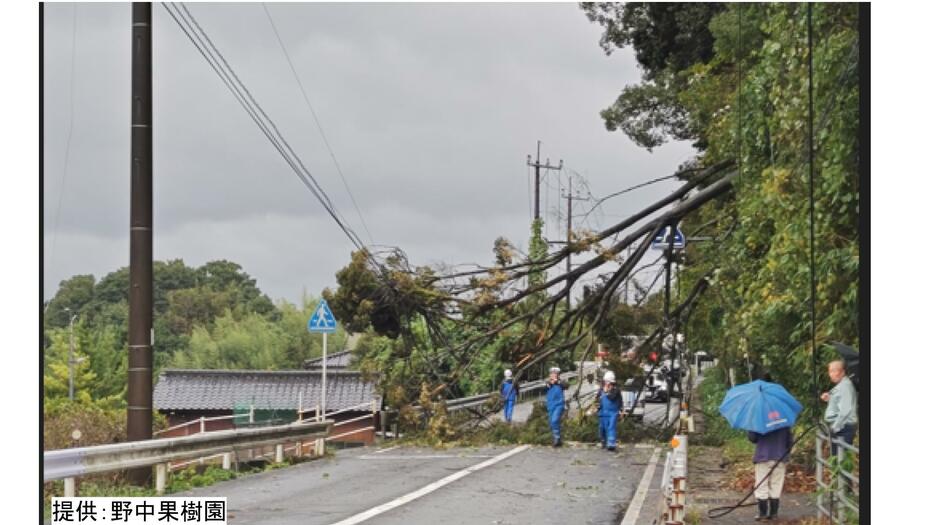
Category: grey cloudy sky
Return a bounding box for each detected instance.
[43,2,696,305]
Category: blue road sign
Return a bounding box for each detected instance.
[651,225,686,250]
[308,299,338,333]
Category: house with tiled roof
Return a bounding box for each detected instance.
[303,350,354,370]
[153,369,381,444]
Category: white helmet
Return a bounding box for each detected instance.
[604,371,616,383]
[504,369,513,378]
[549,367,561,374]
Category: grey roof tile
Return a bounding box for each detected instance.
[303,350,353,370]
[153,369,380,412]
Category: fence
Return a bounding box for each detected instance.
[45,420,332,496]
[816,431,859,524]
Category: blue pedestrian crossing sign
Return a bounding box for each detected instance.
[651,225,686,250]
[308,299,338,333]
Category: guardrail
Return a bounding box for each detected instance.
[45,420,332,496]
[816,431,859,524]
[445,371,580,414]
[657,434,688,525]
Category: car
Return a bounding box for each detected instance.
[644,371,669,402]
[620,378,645,421]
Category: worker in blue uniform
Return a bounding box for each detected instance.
[501,369,519,423]
[598,371,623,451]
[545,366,568,447]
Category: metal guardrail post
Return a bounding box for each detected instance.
[835,443,845,523]
[275,444,284,463]
[64,477,75,497]
[315,404,324,456]
[155,463,167,495]
[816,434,823,521]
[249,404,255,424]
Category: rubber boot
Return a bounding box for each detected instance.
[755,499,770,521]
[769,498,779,519]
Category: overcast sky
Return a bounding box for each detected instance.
[42,2,696,305]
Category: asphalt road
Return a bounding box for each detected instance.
[177,443,663,525]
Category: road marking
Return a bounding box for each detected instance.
[330,445,531,525]
[619,446,661,525]
[369,445,400,455]
[359,454,496,460]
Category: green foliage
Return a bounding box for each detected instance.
[586,3,859,407]
[581,2,726,149]
[43,397,128,450]
[680,3,858,408]
[528,218,547,287]
[694,367,745,446]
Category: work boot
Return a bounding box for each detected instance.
[755,499,770,521]
[553,439,562,448]
[607,446,616,452]
[768,498,780,519]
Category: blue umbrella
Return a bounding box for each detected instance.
[718,380,802,434]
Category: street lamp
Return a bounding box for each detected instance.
[63,308,84,401]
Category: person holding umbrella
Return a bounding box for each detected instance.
[720,376,801,522]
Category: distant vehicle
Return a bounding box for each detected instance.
[620,377,645,421]
[644,370,669,402]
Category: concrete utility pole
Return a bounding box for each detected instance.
[127,2,153,486]
[622,245,634,304]
[563,189,588,310]
[526,141,562,222]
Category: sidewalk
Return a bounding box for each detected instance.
[688,445,816,524]
[684,380,819,525]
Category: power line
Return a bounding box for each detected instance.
[48,3,79,289]
[162,3,365,251]
[261,3,374,246]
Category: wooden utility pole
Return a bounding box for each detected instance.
[127,2,153,486]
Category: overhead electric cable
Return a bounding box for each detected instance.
[48,4,79,290]
[162,3,365,251]
[261,3,375,245]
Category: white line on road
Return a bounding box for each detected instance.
[359,455,496,460]
[369,445,400,455]
[329,445,531,525]
[619,447,661,525]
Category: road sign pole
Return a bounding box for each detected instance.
[321,331,327,419]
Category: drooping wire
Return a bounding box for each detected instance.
[807,3,820,413]
[261,3,375,246]
[48,3,79,294]
[177,3,360,248]
[162,3,365,252]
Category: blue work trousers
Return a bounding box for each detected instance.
[599,413,619,448]
[548,405,564,442]
[503,399,515,422]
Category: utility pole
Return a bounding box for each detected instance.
[526,141,562,222]
[562,189,588,310]
[127,2,153,486]
[622,245,634,304]
[663,224,676,426]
